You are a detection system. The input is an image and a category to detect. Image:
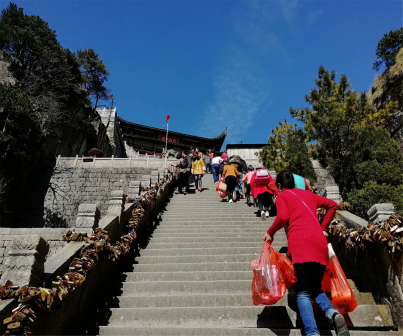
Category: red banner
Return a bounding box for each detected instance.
[166,115,170,123]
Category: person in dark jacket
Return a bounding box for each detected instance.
[175,150,191,195]
[203,152,212,173]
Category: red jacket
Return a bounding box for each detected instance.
[250,174,279,199]
[267,189,337,266]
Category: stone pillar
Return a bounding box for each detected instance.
[150,171,159,184]
[324,186,342,203]
[128,180,141,198]
[75,204,100,231]
[368,203,395,223]
[141,175,151,189]
[108,190,124,217]
[157,169,165,181]
[1,235,49,287]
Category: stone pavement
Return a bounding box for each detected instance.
[99,175,398,335]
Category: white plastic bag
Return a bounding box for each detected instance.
[328,243,335,260]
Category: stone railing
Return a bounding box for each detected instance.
[329,203,403,328]
[56,155,177,169]
[0,170,177,335]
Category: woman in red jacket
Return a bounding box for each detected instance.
[250,169,279,221]
[264,171,349,336]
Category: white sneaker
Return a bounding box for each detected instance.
[265,211,270,218]
[229,199,233,203]
[261,211,266,221]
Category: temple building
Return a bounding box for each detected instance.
[97,107,227,157]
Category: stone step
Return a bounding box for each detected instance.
[161,217,264,222]
[139,247,270,257]
[161,214,257,218]
[135,254,260,264]
[153,228,270,234]
[116,292,376,308]
[164,210,261,214]
[132,262,252,272]
[156,223,269,227]
[154,224,268,229]
[120,280,252,296]
[124,271,253,282]
[146,237,286,244]
[100,328,401,336]
[166,205,256,208]
[145,242,274,249]
[150,232,273,238]
[106,305,394,328]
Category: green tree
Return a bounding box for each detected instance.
[258,120,295,172]
[77,48,112,110]
[348,125,403,218]
[372,28,403,71]
[289,66,376,197]
[258,121,316,182]
[284,129,316,183]
[0,3,93,138]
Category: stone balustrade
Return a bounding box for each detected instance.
[330,204,403,328]
[0,170,177,335]
[56,155,178,169]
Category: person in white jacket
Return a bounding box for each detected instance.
[211,155,222,183]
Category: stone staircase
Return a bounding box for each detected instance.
[99,177,398,335]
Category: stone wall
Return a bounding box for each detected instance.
[18,159,153,228]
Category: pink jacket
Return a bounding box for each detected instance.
[221,153,228,161]
[242,171,254,184]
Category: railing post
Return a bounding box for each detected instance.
[56,154,61,167]
[111,155,114,168]
[74,155,78,168]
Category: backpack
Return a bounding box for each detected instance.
[228,155,242,165]
[254,168,271,185]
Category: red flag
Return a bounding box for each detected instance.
[166,115,170,123]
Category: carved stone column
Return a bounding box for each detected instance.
[1,235,49,287]
[128,180,140,198]
[141,175,151,189]
[108,190,124,217]
[368,203,395,223]
[75,204,100,231]
[151,171,159,184]
[324,186,342,203]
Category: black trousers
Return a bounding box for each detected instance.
[257,191,273,212]
[245,184,251,202]
[194,174,203,189]
[225,176,237,201]
[294,262,326,300]
[177,171,190,193]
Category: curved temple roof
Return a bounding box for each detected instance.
[117,115,227,142]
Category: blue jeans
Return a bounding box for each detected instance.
[235,173,243,192]
[294,262,339,336]
[212,164,220,182]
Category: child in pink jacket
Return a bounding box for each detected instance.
[242,165,255,205]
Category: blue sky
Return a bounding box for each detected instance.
[2,0,402,148]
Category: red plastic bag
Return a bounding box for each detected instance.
[216,180,227,192]
[276,252,298,288]
[218,190,227,198]
[250,242,297,305]
[321,256,358,314]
